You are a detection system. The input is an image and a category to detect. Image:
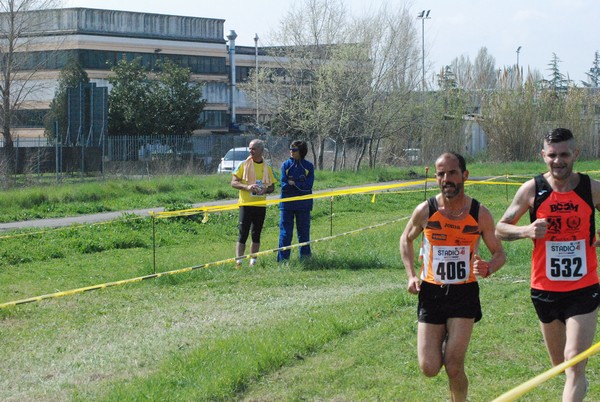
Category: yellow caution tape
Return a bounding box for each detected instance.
[492,340,600,401]
[151,179,428,219]
[0,215,409,309]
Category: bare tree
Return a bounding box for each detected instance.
[450,47,497,91]
[264,0,349,169]
[250,0,421,171]
[350,3,421,170]
[472,47,497,90]
[450,54,473,90]
[0,0,61,167]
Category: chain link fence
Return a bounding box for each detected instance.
[0,133,293,179]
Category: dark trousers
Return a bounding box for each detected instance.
[238,206,266,244]
[277,209,311,261]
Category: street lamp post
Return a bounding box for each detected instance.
[154,48,162,70]
[254,33,259,127]
[417,10,431,91]
[227,30,238,128]
[516,46,522,68]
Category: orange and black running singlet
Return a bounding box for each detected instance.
[530,173,598,292]
[420,197,482,285]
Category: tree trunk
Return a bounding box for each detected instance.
[331,141,338,171]
[354,138,367,171]
[317,137,325,170]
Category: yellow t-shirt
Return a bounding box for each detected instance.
[234,160,277,205]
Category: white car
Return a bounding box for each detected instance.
[217,147,250,174]
[217,146,271,174]
[403,148,421,163]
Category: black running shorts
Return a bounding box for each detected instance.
[531,283,600,324]
[418,281,482,324]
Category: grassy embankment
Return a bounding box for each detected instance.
[0,161,599,401]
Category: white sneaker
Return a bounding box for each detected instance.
[249,258,257,266]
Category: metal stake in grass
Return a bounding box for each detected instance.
[424,166,429,200]
[152,215,156,274]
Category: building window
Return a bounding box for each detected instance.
[13,50,227,75]
[200,110,227,129]
[12,109,48,128]
[236,66,253,82]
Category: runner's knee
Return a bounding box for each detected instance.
[420,359,442,377]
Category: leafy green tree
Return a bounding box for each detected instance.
[108,57,205,136]
[152,59,207,135]
[108,57,155,136]
[44,57,90,143]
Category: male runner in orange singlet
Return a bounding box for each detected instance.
[496,128,600,402]
[400,152,506,402]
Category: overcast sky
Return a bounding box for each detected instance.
[66,0,600,84]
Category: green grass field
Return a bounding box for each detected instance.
[1,163,599,401]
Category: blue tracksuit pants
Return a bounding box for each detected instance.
[277,209,311,261]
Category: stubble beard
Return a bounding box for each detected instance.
[441,182,462,199]
[549,163,573,181]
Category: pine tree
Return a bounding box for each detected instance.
[582,51,600,88]
[541,53,570,93]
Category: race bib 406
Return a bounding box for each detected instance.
[432,245,470,284]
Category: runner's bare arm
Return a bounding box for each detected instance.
[474,205,506,277]
[400,202,428,293]
[495,179,546,241]
[591,178,600,247]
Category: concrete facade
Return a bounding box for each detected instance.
[4,8,266,139]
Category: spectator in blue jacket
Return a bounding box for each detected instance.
[278,140,315,262]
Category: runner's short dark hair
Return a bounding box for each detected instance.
[436,152,467,173]
[545,128,574,144]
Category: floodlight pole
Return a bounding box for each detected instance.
[416,10,431,151]
[417,10,431,91]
